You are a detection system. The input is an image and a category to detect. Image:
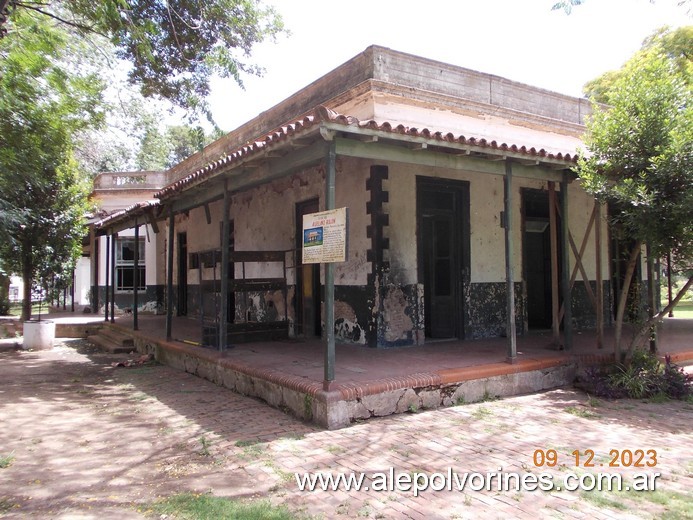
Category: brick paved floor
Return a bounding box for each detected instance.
[0,339,691,519]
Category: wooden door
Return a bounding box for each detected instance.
[295,199,321,337]
[417,178,470,340]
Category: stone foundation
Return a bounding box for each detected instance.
[122,324,577,429]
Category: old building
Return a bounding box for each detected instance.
[93,45,610,357]
[89,171,166,314]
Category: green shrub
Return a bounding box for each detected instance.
[584,350,692,400]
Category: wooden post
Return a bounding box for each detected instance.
[220,179,231,352]
[504,160,517,363]
[104,235,110,321]
[595,201,603,349]
[133,218,139,331]
[166,212,174,340]
[548,182,560,348]
[560,174,572,350]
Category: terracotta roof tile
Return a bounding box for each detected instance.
[95,199,159,229]
[153,105,578,201]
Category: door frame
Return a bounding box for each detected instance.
[177,232,187,316]
[416,176,470,340]
[521,187,562,329]
[295,198,321,337]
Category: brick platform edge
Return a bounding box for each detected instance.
[106,323,693,430]
[0,318,102,339]
[106,323,568,429]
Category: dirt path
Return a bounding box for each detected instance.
[0,339,691,519]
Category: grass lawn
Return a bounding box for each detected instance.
[146,494,299,520]
[7,302,52,318]
[670,300,693,319]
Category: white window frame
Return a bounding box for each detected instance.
[115,237,146,293]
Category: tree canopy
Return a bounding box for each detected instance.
[553,0,693,15]
[135,120,223,171]
[4,0,285,121]
[583,26,693,103]
[576,26,693,358]
[0,10,103,319]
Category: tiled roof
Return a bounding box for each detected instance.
[154,106,579,202]
[95,199,160,229]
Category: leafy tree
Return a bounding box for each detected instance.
[553,0,692,15]
[4,0,285,121]
[135,120,222,171]
[135,117,170,171]
[583,26,693,103]
[551,0,585,14]
[0,11,103,320]
[577,27,693,361]
[167,125,205,165]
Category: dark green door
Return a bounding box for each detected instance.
[417,178,470,340]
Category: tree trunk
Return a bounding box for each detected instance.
[628,274,693,354]
[614,240,642,362]
[0,271,9,315]
[21,243,33,322]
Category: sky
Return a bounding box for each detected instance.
[206,0,689,132]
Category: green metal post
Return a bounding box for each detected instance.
[504,160,517,363]
[133,218,139,331]
[110,233,116,323]
[166,212,174,340]
[220,179,230,351]
[324,140,336,387]
[104,235,110,322]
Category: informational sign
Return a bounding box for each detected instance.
[302,207,348,264]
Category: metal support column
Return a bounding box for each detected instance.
[93,233,99,314]
[548,182,560,348]
[166,212,174,340]
[220,179,231,352]
[560,174,572,350]
[504,160,517,363]
[133,218,139,331]
[110,233,116,323]
[324,140,337,388]
[104,235,110,321]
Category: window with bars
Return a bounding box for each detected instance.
[116,238,146,292]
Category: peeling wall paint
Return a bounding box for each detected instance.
[93,285,163,315]
[152,155,611,347]
[334,287,371,345]
[375,281,424,347]
[466,282,525,339]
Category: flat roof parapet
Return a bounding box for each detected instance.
[164,45,590,185]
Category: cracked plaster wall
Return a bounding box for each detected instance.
[160,158,371,339]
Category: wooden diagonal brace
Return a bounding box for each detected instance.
[559,204,598,321]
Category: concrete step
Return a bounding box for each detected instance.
[87,328,135,354]
[88,334,134,354]
[98,326,135,347]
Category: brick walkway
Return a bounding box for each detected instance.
[0,339,691,519]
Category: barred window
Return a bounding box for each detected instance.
[116,238,146,292]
